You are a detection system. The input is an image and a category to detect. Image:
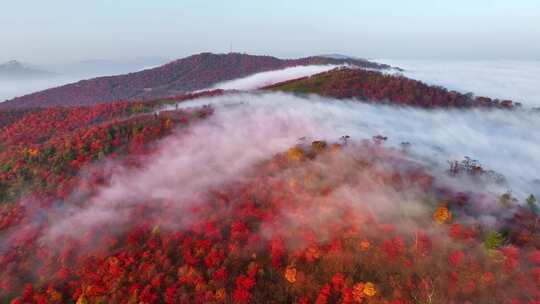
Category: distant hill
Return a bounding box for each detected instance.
[0,53,391,109]
[0,60,55,80]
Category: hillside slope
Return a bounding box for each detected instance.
[0,53,390,109]
[264,68,517,108]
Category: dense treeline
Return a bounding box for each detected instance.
[0,109,40,129]
[0,54,389,110]
[0,90,223,148]
[265,68,518,109]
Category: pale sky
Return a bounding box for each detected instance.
[1,0,539,64]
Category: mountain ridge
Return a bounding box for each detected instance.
[0,53,391,109]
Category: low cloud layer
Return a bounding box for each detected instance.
[210,65,342,91]
[46,97,323,240]
[170,92,540,199]
[44,92,539,242]
[379,59,540,107]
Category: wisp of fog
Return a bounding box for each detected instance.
[209,65,342,91]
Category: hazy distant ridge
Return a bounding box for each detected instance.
[0,60,55,80]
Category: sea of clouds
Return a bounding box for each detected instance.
[378,59,540,108]
[168,92,540,200]
[2,63,539,256]
[31,90,539,247]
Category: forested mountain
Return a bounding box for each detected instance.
[0,54,537,303]
[265,68,517,108]
[1,88,538,303]
[0,53,390,109]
